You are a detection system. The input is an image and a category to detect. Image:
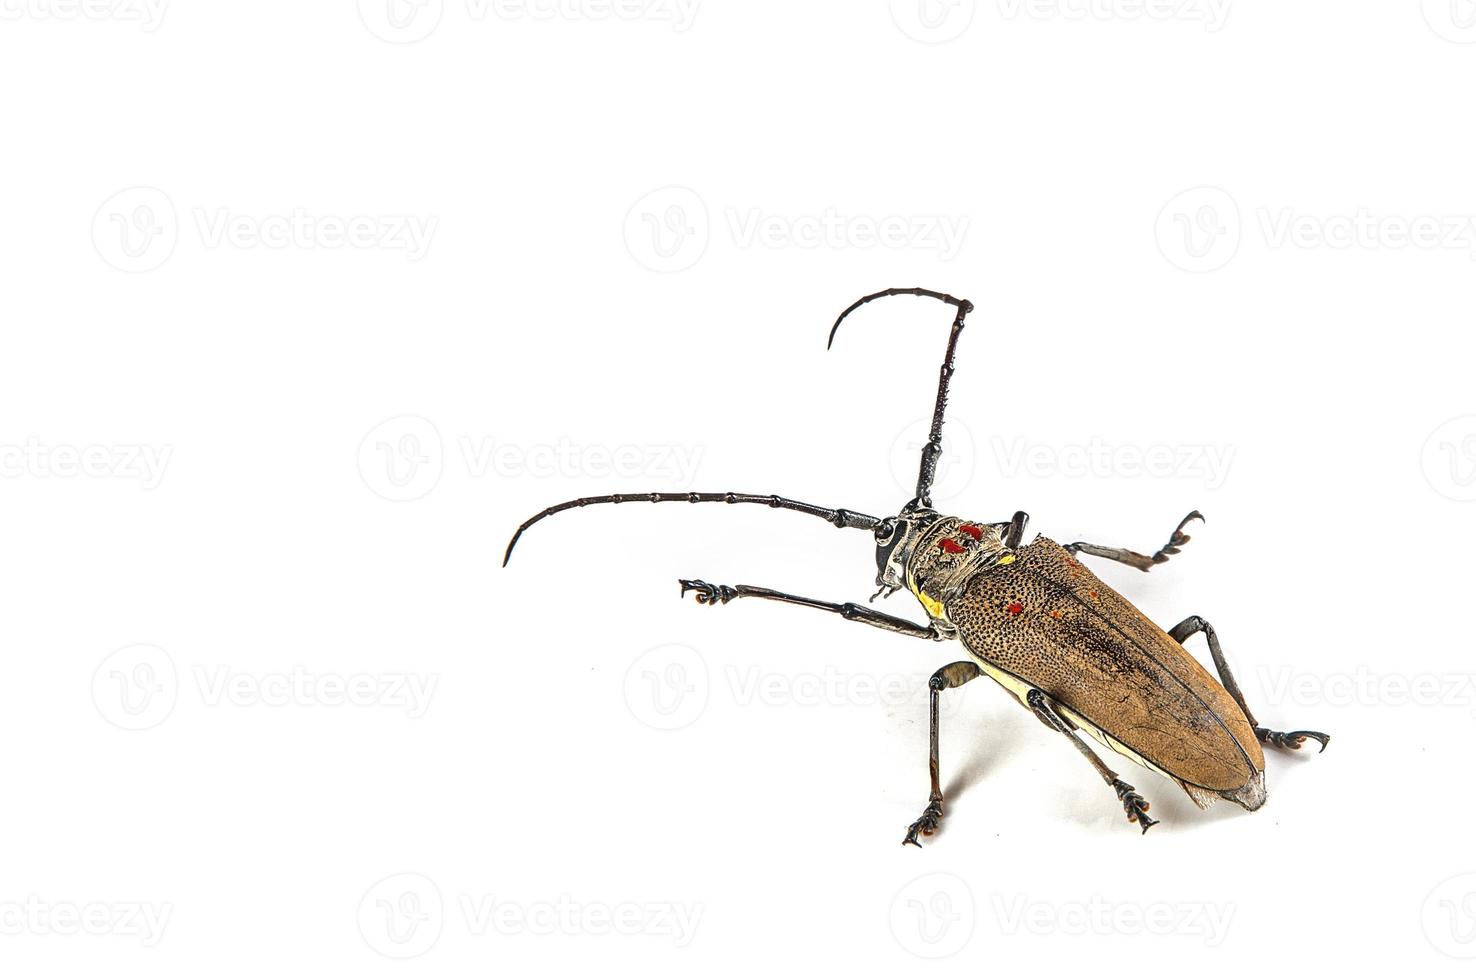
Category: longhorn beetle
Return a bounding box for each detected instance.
[504,287,1329,842]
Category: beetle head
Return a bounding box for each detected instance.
[872,509,932,600]
[873,506,1016,621]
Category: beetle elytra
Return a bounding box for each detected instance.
[504,287,1329,843]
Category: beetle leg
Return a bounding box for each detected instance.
[903,661,983,847]
[1169,616,1331,753]
[677,579,943,640]
[1025,689,1159,834]
[1065,510,1204,572]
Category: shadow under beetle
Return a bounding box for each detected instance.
[504,287,1329,843]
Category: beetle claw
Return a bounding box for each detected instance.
[1257,727,1331,753]
[902,799,943,847]
[1112,779,1158,834]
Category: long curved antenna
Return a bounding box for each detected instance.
[504,491,882,565]
[827,287,974,510]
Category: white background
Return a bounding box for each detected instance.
[3,1,1476,975]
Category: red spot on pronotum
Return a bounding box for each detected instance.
[938,538,966,554]
[1006,601,1024,615]
[959,523,984,540]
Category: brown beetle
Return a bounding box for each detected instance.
[505,288,1329,842]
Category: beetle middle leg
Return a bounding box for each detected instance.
[1025,689,1159,834]
[1169,615,1331,753]
[1066,510,1203,572]
[902,660,983,847]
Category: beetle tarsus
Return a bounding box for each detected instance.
[1255,727,1331,753]
[1067,510,1204,573]
[902,796,944,847]
[679,579,737,605]
[1112,778,1159,834]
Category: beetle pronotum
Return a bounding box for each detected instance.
[504,288,1329,842]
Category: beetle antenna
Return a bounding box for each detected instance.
[827,287,974,510]
[503,492,883,565]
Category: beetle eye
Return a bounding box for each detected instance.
[875,521,896,544]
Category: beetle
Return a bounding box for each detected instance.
[503,287,1329,843]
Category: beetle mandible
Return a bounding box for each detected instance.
[503,287,1330,843]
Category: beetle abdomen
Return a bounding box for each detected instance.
[950,536,1266,805]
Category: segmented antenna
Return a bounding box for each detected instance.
[828,287,974,510]
[503,492,882,565]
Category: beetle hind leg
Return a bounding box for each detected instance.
[1169,615,1331,754]
[1026,689,1159,834]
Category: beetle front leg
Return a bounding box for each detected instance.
[903,661,982,847]
[1066,510,1203,572]
[1169,615,1331,753]
[677,579,943,639]
[1025,689,1159,834]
